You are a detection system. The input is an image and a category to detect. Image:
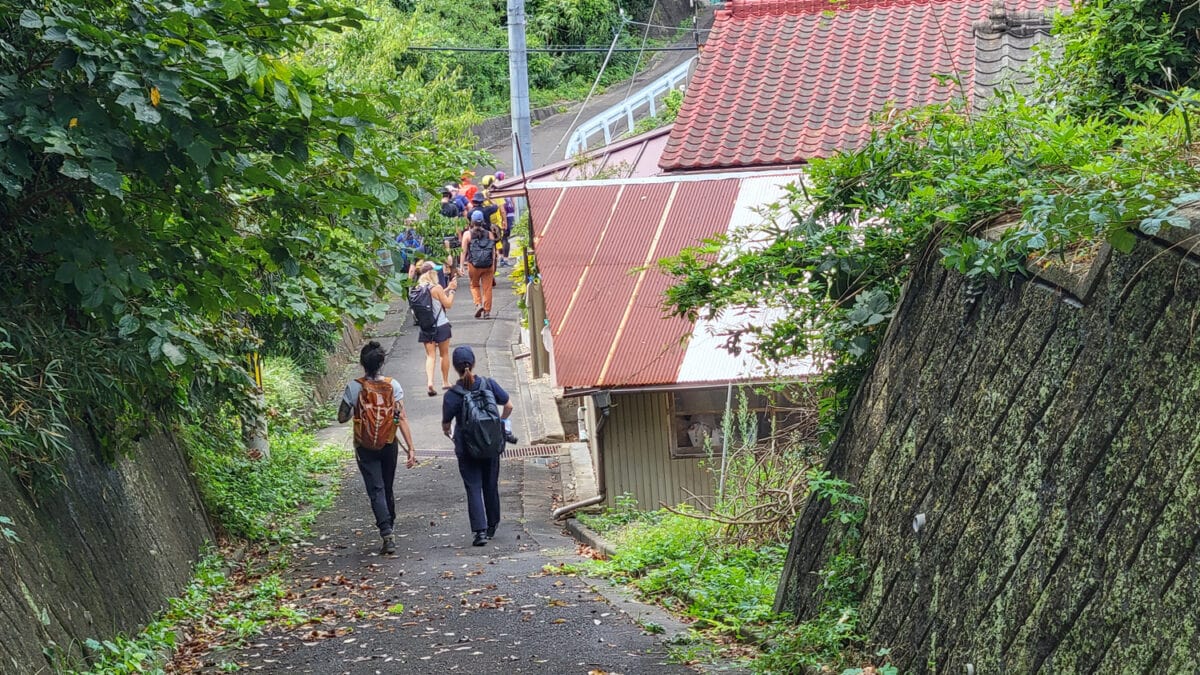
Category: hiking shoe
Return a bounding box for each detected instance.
[381,534,396,555]
[472,531,488,547]
[475,306,485,318]
[485,525,497,539]
[482,311,491,319]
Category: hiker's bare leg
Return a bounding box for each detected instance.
[438,339,452,388]
[424,341,436,389]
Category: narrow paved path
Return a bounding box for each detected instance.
[220,273,694,673]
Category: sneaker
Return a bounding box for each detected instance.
[475,306,484,318]
[485,525,497,539]
[482,311,491,319]
[472,531,488,547]
[381,534,396,555]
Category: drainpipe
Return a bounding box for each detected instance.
[552,402,609,519]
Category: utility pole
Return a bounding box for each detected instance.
[509,0,548,377]
[507,0,534,174]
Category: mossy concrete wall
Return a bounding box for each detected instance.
[0,432,213,671]
[777,210,1200,673]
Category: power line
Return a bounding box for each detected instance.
[404,45,698,53]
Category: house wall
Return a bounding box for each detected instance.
[601,391,713,510]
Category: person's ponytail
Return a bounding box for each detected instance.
[462,367,475,390]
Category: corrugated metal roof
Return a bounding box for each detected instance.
[677,173,817,382]
[532,171,806,389]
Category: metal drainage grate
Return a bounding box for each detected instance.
[418,444,568,461]
[504,444,567,459]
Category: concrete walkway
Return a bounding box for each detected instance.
[217,273,696,673]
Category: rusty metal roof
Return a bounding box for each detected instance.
[531,171,807,389]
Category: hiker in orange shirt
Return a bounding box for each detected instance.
[459,170,478,203]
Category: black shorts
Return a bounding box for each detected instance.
[419,323,452,344]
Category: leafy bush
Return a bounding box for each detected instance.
[584,511,784,634]
[261,356,311,422]
[70,554,307,674]
[185,419,339,542]
[577,493,658,532]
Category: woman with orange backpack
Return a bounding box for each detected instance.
[338,341,417,555]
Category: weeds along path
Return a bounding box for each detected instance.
[213,274,695,673]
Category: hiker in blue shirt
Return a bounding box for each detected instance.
[441,346,515,547]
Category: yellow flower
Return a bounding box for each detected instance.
[149,86,161,107]
[68,117,78,128]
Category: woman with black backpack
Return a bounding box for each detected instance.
[441,346,515,547]
[413,262,458,397]
[460,210,497,319]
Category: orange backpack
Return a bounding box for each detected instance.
[353,377,397,450]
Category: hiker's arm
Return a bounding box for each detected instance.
[397,402,417,468]
[337,401,352,424]
[459,231,469,267]
[441,396,454,439]
[501,401,513,420]
[434,283,457,310]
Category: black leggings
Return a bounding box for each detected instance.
[356,442,398,536]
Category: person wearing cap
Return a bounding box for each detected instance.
[496,171,516,267]
[441,345,514,546]
[466,189,498,227]
[461,210,497,319]
[459,171,478,203]
[439,186,461,219]
[415,261,458,396]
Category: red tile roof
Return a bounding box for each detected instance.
[532,177,742,388]
[658,0,1066,172]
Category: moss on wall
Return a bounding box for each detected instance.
[0,432,213,671]
[777,224,1200,673]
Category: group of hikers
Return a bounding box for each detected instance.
[337,169,521,555]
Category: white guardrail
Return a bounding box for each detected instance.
[564,56,697,159]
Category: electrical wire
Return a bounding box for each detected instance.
[549,24,626,158]
[403,45,697,53]
[623,0,660,103]
[624,18,712,31]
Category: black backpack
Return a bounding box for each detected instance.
[440,200,460,218]
[454,377,506,460]
[408,284,440,331]
[468,230,494,268]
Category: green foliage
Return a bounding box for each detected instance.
[807,469,865,528]
[696,386,821,546]
[657,9,1200,418]
[0,0,477,485]
[1056,0,1200,113]
[71,554,306,674]
[261,356,311,421]
[0,514,18,543]
[584,511,784,634]
[626,88,684,138]
[756,479,873,674]
[577,492,654,532]
[393,0,672,116]
[185,418,339,542]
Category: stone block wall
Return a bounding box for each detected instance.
[777,213,1200,672]
[0,432,213,671]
